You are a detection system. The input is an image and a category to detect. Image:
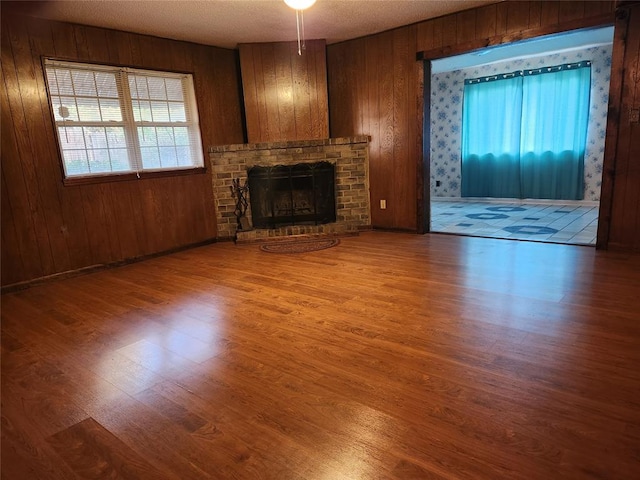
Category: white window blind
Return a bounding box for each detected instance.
[44,59,204,179]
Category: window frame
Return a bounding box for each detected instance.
[42,58,207,186]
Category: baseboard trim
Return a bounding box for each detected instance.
[1,238,217,295]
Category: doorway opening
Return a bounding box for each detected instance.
[427,26,613,246]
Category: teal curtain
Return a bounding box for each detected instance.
[461,62,591,200]
[461,73,523,198]
[520,65,591,199]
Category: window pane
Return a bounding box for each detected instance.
[58,127,86,150]
[54,70,74,95]
[147,77,167,100]
[55,97,80,121]
[99,98,123,121]
[106,127,127,148]
[174,127,189,145]
[110,149,130,171]
[95,72,118,97]
[176,146,192,166]
[76,97,101,122]
[132,100,152,122]
[46,69,59,95]
[169,103,186,122]
[141,147,160,168]
[88,149,112,173]
[63,150,89,175]
[151,101,170,122]
[129,76,149,99]
[165,78,183,101]
[71,70,97,96]
[137,127,158,147]
[84,127,108,149]
[156,127,175,146]
[159,146,178,167]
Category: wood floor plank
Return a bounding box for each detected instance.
[2,232,640,479]
[47,417,171,480]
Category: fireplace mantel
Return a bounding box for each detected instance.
[209,136,371,241]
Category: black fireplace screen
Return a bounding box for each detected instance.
[247,162,336,229]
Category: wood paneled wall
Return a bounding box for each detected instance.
[599,2,640,252]
[0,10,245,287]
[239,40,329,143]
[328,30,422,230]
[327,0,616,231]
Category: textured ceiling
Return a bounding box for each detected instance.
[17,0,499,49]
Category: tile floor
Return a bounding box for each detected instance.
[431,199,599,246]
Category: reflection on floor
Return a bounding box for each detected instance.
[431,199,599,246]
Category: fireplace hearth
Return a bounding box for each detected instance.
[248,162,336,229]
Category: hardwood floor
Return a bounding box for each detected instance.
[2,231,640,479]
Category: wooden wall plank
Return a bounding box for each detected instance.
[210,48,244,144]
[376,30,396,228]
[584,1,612,18]
[291,42,311,139]
[441,14,457,48]
[275,42,296,140]
[0,172,26,283]
[475,4,498,41]
[2,17,54,277]
[252,46,271,141]
[528,1,543,30]
[314,41,330,139]
[327,42,349,136]
[506,1,531,33]
[496,1,510,35]
[392,28,413,229]
[0,9,244,287]
[239,45,260,141]
[558,1,585,24]
[307,40,323,138]
[262,44,281,142]
[409,24,424,233]
[239,40,328,142]
[365,35,381,207]
[540,1,560,27]
[417,20,435,53]
[23,16,73,273]
[355,37,368,136]
[456,10,477,45]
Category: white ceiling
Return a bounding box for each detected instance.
[17,0,499,49]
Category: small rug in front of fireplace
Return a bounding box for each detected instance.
[259,238,340,254]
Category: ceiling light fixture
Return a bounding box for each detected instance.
[284,0,316,55]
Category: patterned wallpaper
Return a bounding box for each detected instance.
[430,44,612,201]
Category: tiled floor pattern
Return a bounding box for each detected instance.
[431,199,599,246]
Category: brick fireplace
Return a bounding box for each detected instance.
[209,136,371,241]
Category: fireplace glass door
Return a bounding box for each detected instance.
[248,162,336,229]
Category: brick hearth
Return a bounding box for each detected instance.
[209,136,371,241]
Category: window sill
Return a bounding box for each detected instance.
[62,167,207,186]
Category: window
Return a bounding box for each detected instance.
[44,59,204,181]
